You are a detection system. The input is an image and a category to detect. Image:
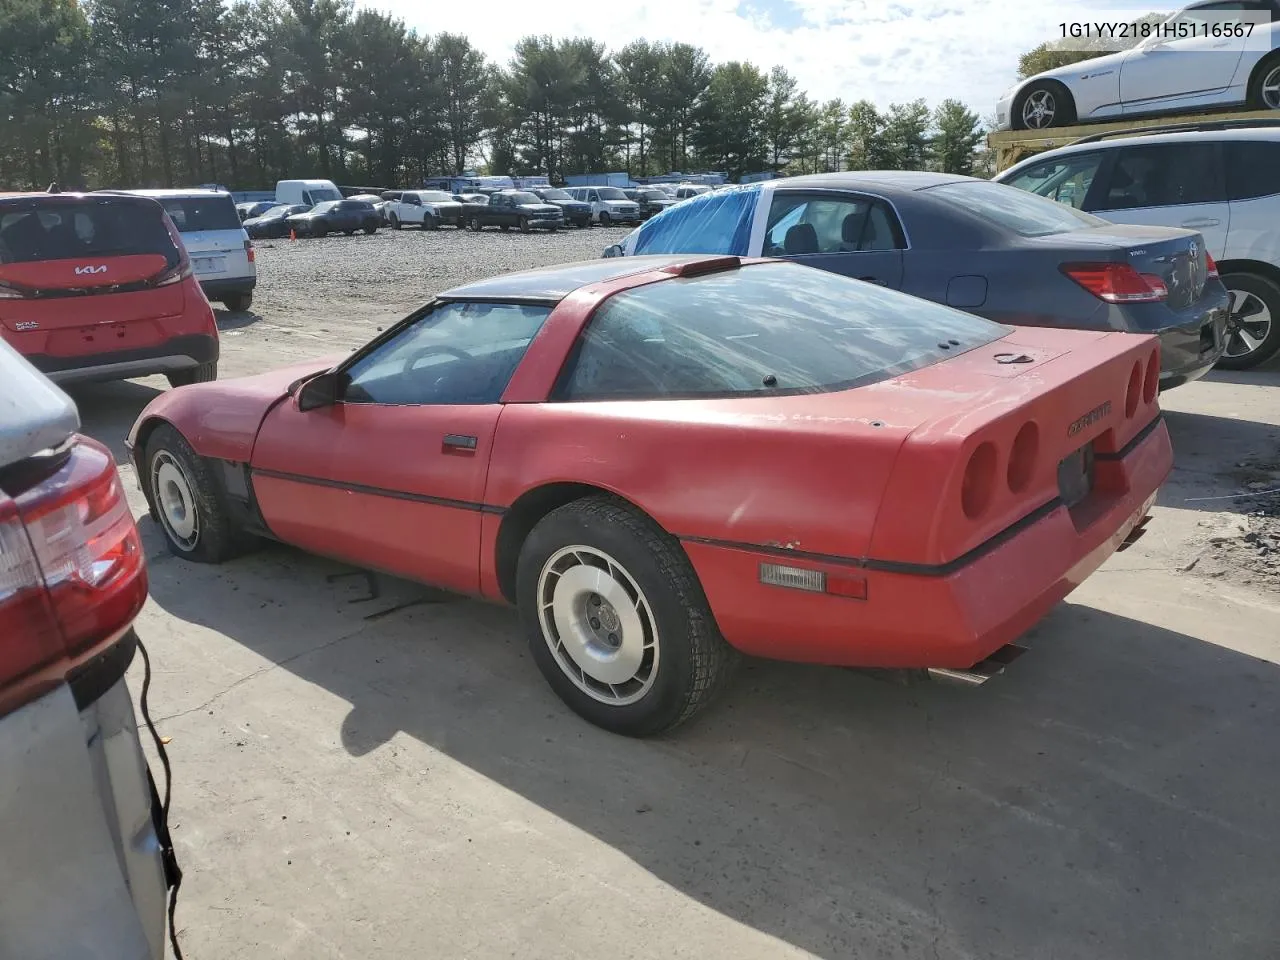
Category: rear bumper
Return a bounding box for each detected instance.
[199,276,256,298]
[685,415,1173,669]
[1128,286,1229,388]
[29,333,219,384]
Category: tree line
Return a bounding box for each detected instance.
[1,0,988,191]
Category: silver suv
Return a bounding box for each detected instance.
[0,338,176,959]
[996,121,1280,369]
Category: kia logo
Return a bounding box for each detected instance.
[74,265,108,275]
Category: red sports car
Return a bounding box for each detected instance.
[127,255,1172,735]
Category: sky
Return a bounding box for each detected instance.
[367,0,1170,120]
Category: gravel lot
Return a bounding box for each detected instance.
[64,229,1280,960]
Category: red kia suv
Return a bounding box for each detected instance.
[0,191,219,386]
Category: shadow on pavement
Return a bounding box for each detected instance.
[1160,409,1280,514]
[214,308,263,331]
[145,538,1280,960]
[65,379,163,463]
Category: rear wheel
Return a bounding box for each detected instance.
[1013,81,1075,130]
[313,223,328,238]
[166,361,217,387]
[391,214,402,230]
[343,229,355,236]
[143,424,252,563]
[500,223,510,232]
[1218,272,1280,370]
[1248,53,1280,110]
[516,495,737,736]
[221,292,252,312]
[469,217,482,231]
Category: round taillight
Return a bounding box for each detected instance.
[961,442,998,520]
[1125,360,1143,418]
[1007,422,1039,493]
[1143,350,1159,404]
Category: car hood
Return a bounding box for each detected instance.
[548,199,589,209]
[602,198,637,205]
[426,201,462,210]
[517,203,562,213]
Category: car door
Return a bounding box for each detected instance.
[1223,138,1280,260]
[1118,2,1255,108]
[1085,141,1230,257]
[760,190,906,289]
[249,299,554,594]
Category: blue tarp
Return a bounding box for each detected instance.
[626,184,762,256]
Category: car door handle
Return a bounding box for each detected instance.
[442,433,478,452]
[859,276,888,285]
[1180,218,1220,228]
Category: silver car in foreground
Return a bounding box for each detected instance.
[0,338,177,960]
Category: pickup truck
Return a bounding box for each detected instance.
[385,190,465,230]
[465,190,564,232]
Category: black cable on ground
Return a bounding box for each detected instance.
[137,634,185,960]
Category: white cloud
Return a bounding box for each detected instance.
[363,0,1165,118]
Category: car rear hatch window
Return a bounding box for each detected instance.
[0,196,185,327]
[926,180,1108,237]
[154,195,241,233]
[556,260,1009,401]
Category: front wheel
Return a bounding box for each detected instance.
[519,216,530,233]
[423,216,439,231]
[516,495,737,736]
[343,229,355,236]
[1217,272,1280,370]
[500,223,510,232]
[1013,81,1075,130]
[598,211,611,227]
[313,224,328,238]
[143,424,252,563]
[166,361,217,387]
[469,218,482,231]
[363,222,377,234]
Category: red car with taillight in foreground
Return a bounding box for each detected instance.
[1,339,174,958]
[0,191,219,386]
[127,256,1173,736]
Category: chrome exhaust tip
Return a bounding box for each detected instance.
[927,643,1028,687]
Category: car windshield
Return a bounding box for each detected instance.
[555,261,1008,401]
[420,191,452,202]
[927,181,1106,237]
[639,190,668,201]
[0,198,179,265]
[155,195,241,232]
[509,192,540,204]
[597,187,628,200]
[311,201,339,213]
[307,187,342,203]
[540,189,572,200]
[259,205,292,218]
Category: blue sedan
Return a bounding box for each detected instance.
[603,172,1230,389]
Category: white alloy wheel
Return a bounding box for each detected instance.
[536,545,659,706]
[151,450,199,551]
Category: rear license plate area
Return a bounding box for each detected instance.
[1199,321,1220,357]
[1057,442,1096,510]
[192,257,226,275]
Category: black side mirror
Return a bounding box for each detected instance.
[602,244,624,259]
[296,370,341,411]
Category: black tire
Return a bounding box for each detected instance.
[363,221,377,234]
[519,216,530,234]
[500,223,510,232]
[549,224,559,232]
[313,224,328,238]
[1217,271,1280,370]
[343,229,355,236]
[166,361,217,387]
[142,424,252,563]
[516,495,737,736]
[391,214,402,230]
[468,217,482,231]
[1248,53,1280,111]
[1012,81,1075,131]
[423,216,439,231]
[598,211,611,226]
[221,292,252,312]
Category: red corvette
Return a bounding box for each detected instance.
[127,255,1172,735]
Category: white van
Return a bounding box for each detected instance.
[124,189,257,311]
[274,178,343,208]
[564,186,642,225]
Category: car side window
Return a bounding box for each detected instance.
[342,301,552,406]
[1003,153,1103,210]
[1225,140,1280,201]
[764,192,905,256]
[1092,143,1225,210]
